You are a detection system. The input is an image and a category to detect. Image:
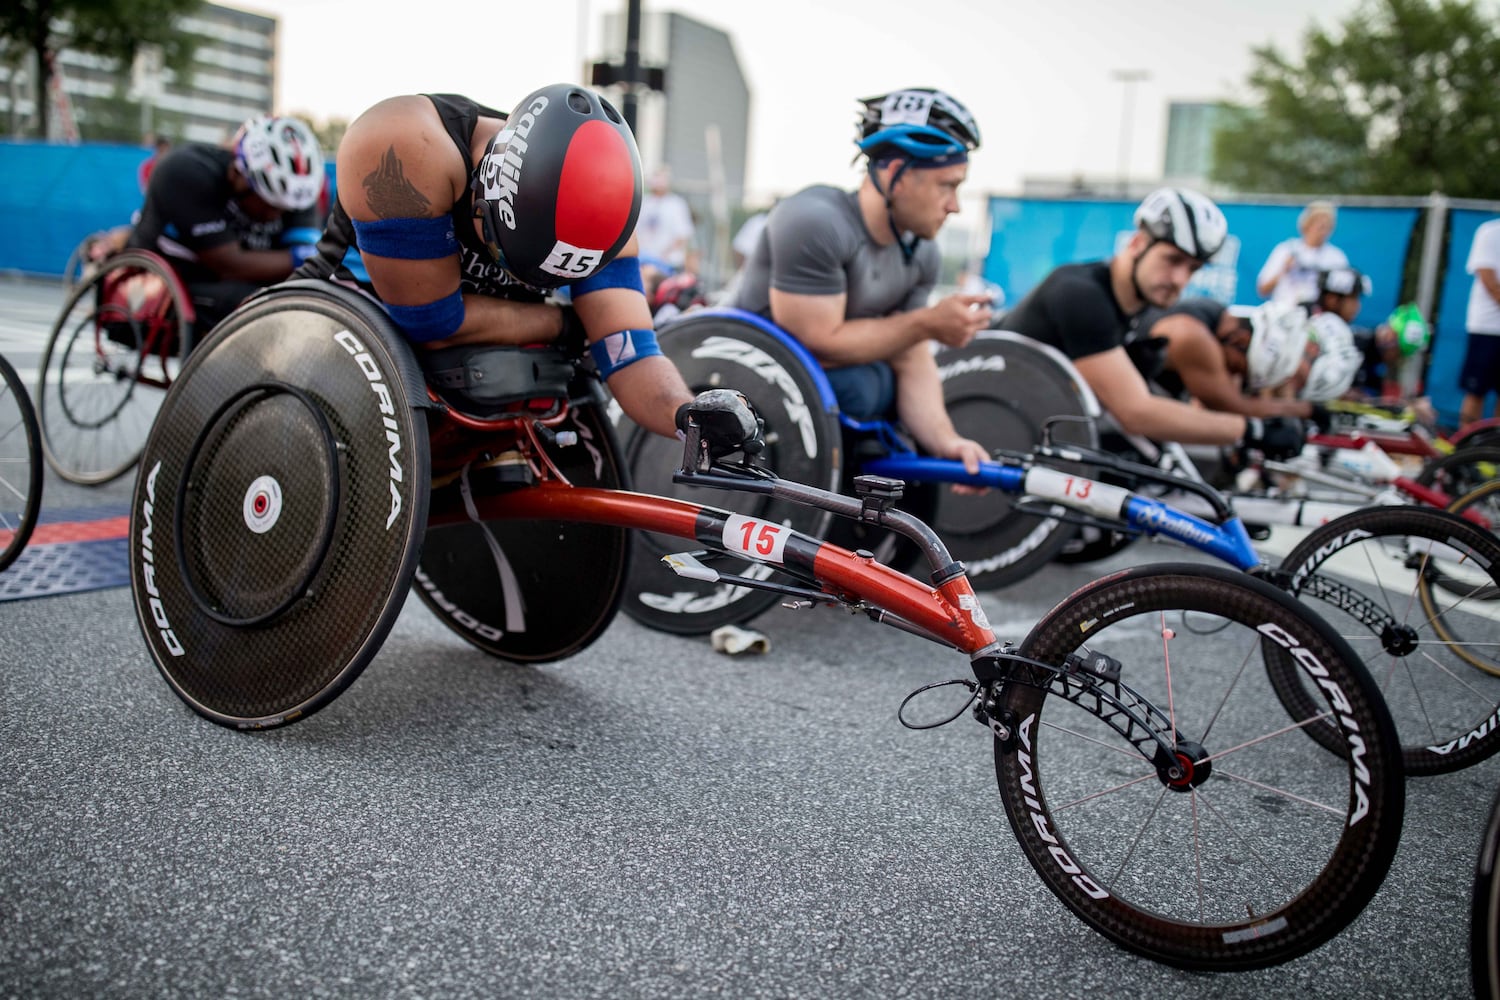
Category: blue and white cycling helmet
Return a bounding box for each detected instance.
[856,89,979,260]
[855,88,981,166]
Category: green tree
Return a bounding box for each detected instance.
[300,115,350,157]
[1,0,203,140]
[1211,0,1500,198]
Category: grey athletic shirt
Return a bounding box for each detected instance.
[730,185,936,320]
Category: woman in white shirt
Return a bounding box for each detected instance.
[1256,200,1349,307]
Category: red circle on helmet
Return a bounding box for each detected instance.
[557,120,638,253]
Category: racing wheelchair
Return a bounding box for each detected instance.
[36,246,196,485]
[129,279,1405,972]
[616,308,1500,778]
[0,351,42,572]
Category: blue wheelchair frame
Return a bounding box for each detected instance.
[699,307,1264,574]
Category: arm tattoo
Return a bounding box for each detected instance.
[363,146,432,218]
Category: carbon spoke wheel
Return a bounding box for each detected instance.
[1269,505,1500,773]
[995,562,1403,971]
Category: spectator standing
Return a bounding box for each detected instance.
[1460,216,1500,424]
[635,166,696,271]
[1256,200,1349,308]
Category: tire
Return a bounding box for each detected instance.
[1415,445,1500,506]
[617,311,842,635]
[37,249,193,485]
[934,332,1098,591]
[130,284,430,730]
[1445,478,1500,551]
[996,562,1403,971]
[415,391,629,663]
[0,353,43,572]
[1475,785,1500,1000]
[61,229,112,293]
[1268,505,1500,773]
[1449,419,1500,452]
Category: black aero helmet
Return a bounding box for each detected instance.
[472,83,642,288]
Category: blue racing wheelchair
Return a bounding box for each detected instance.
[615,307,1099,636]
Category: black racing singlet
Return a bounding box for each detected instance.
[130,143,316,285]
[999,261,1137,361]
[295,94,546,305]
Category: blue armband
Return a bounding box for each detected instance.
[570,255,644,297]
[385,288,465,343]
[351,215,458,260]
[588,328,661,379]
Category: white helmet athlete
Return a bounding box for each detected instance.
[1134,188,1228,264]
[1300,312,1363,401]
[233,115,325,212]
[1245,301,1310,391]
[1129,188,1228,307]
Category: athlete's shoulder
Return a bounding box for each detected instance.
[1043,261,1109,296]
[146,143,229,201]
[1151,296,1225,330]
[769,186,861,241]
[339,95,467,215]
[152,142,227,179]
[777,184,854,216]
[345,95,449,143]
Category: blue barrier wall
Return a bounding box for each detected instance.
[0,141,153,277]
[982,196,1419,329]
[0,141,340,279]
[981,195,1500,421]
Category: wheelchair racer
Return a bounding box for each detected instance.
[294,85,694,440]
[127,115,326,332]
[1001,188,1307,459]
[1131,298,1331,422]
[728,88,993,474]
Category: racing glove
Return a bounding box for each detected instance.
[1242,416,1306,461]
[1307,403,1334,434]
[676,389,765,459]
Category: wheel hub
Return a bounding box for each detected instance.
[1154,739,1213,791]
[1380,622,1420,657]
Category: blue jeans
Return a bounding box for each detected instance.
[825,362,895,420]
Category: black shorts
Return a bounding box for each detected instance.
[1459,333,1500,395]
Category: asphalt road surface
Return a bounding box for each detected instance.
[2,274,1495,999]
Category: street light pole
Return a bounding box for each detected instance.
[1112,68,1150,196]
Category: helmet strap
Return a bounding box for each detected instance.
[868,158,920,263]
[1128,238,1156,309]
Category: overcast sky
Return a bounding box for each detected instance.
[237,0,1371,201]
